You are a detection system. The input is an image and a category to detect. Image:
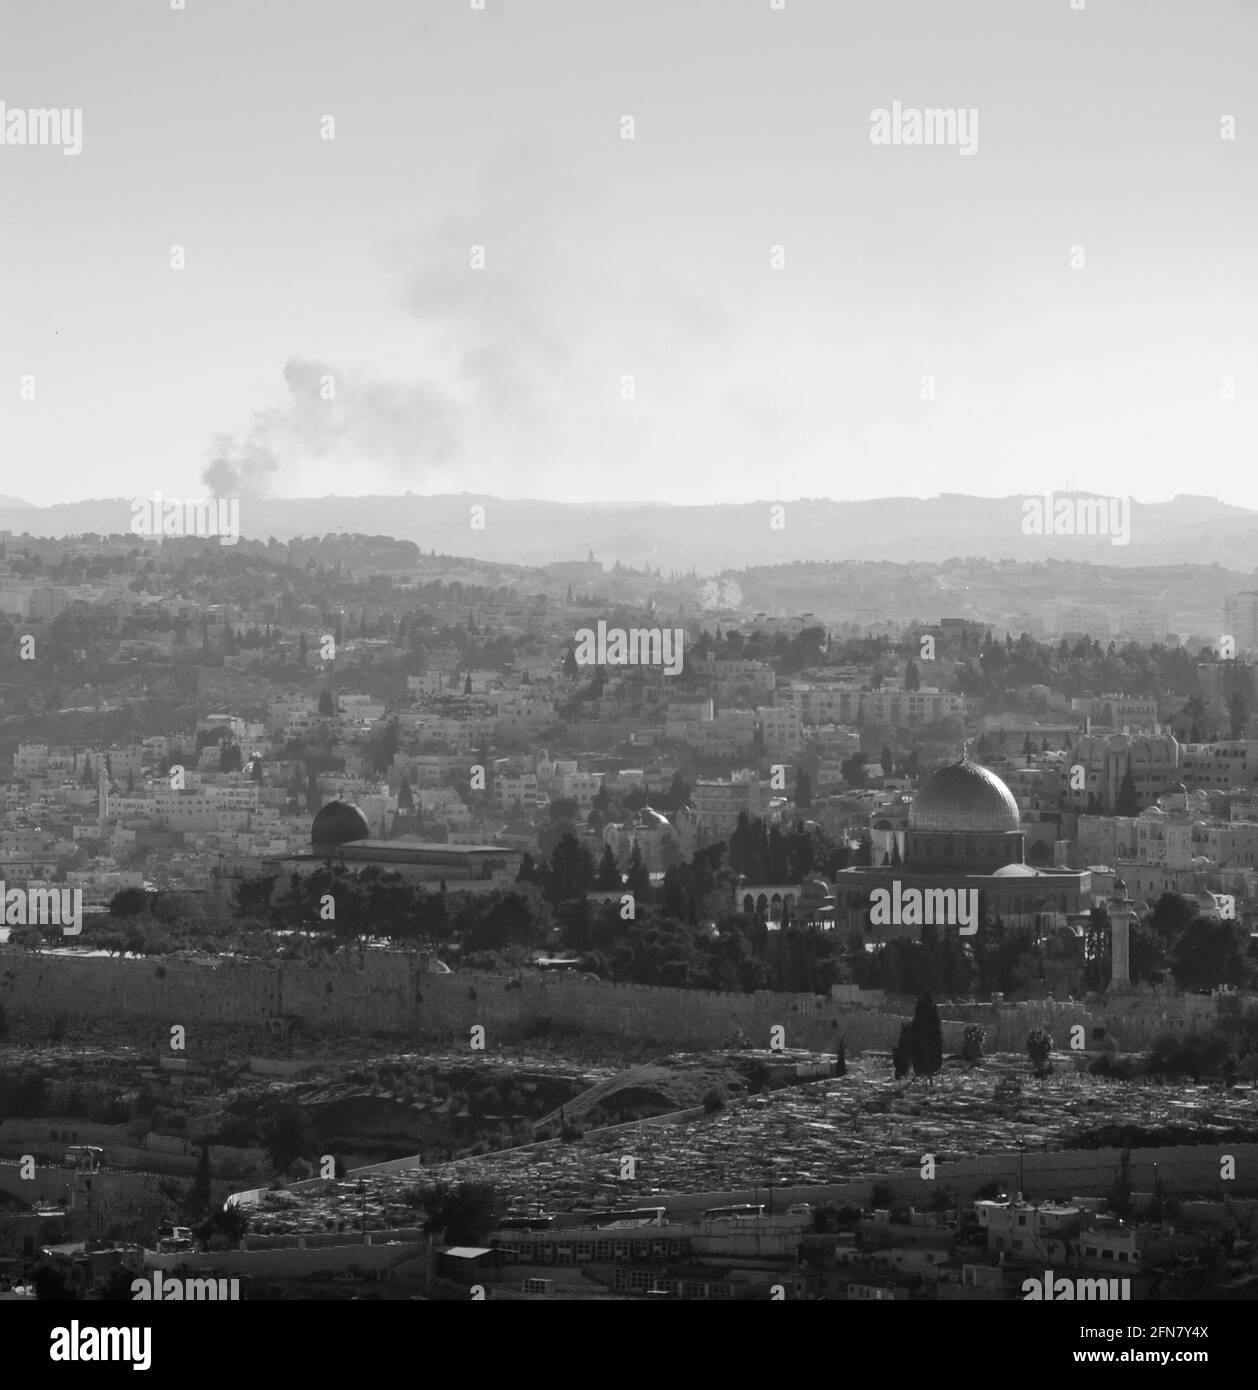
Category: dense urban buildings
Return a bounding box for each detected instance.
[1,527,1257,1311]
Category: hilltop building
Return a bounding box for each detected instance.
[832,756,1092,940]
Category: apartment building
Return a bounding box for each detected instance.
[777,683,862,725]
[493,773,539,812]
[664,696,715,739]
[678,709,756,756]
[757,705,802,757]
[489,689,558,730]
[805,724,861,755]
[860,687,972,726]
[1223,592,1258,655]
[13,744,49,777]
[1066,733,1180,813]
[1070,694,1159,730]
[148,784,261,831]
[692,657,777,700]
[1076,815,1140,868]
[1178,740,1258,791]
[693,772,766,843]
[1136,812,1258,870]
[559,771,604,810]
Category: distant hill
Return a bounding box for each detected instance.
[0,495,31,508]
[1,492,1255,574]
[723,558,1244,636]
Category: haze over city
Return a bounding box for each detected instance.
[3,0,1257,509]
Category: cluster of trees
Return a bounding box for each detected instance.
[849,912,1093,999]
[685,625,829,675]
[1026,1026,1054,1078]
[232,863,510,952]
[570,912,844,993]
[519,837,652,907]
[851,895,1258,1000]
[402,1180,504,1245]
[221,841,855,990]
[98,827,1258,1000]
[1133,892,1255,991]
[961,1023,985,1063]
[1089,1014,1258,1085]
[689,622,1229,727]
[727,814,851,881]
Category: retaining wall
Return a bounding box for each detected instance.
[143,1238,427,1280]
[595,1140,1258,1215]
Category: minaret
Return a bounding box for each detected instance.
[97,761,108,839]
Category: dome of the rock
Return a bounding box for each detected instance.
[908,759,1021,835]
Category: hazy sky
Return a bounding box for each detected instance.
[2,0,1255,508]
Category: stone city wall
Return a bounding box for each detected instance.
[8,951,1243,1056]
[0,950,964,1054]
[0,1157,162,1205]
[941,993,1237,1052]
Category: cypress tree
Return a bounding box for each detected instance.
[910,993,943,1081]
[190,1144,212,1219]
[1115,757,1139,817]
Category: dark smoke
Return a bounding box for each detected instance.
[203,133,721,494]
[203,422,281,499]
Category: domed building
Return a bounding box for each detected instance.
[311,799,372,853]
[833,754,1092,942]
[213,797,524,903]
[905,759,1024,870]
[797,873,836,925]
